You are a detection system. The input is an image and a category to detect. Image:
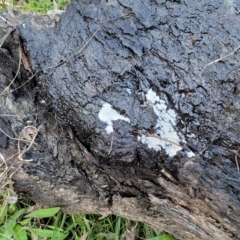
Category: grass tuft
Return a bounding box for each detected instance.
[0,194,177,239]
[1,0,70,13]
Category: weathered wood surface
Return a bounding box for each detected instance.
[1,0,240,239]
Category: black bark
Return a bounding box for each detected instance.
[1,0,240,239]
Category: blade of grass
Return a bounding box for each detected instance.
[31,228,65,238]
[143,222,156,238]
[114,216,121,240]
[24,207,60,218]
[13,223,28,240]
[9,208,25,221]
[0,202,8,225]
[1,209,25,238]
[146,234,176,240]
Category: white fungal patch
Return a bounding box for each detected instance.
[137,135,161,151]
[138,88,195,157]
[186,151,195,158]
[98,102,130,134]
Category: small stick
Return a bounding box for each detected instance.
[0,127,34,143]
[0,13,132,96]
[0,15,13,26]
[201,43,240,75]
[1,46,21,94]
[147,133,182,147]
[0,27,14,48]
[235,146,240,173]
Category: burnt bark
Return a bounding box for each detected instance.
[1,0,240,239]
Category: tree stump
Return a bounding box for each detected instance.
[1,0,240,239]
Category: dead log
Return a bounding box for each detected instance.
[1,0,240,239]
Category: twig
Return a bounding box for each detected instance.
[201,43,240,75]
[1,46,21,94]
[147,133,182,147]
[0,15,13,26]
[160,167,178,183]
[0,27,99,96]
[0,157,13,179]
[0,152,7,171]
[0,127,34,143]
[0,71,37,96]
[108,133,114,155]
[191,131,223,160]
[72,27,100,59]
[106,108,132,156]
[0,27,14,48]
[0,13,132,96]
[235,146,240,173]
[0,156,19,191]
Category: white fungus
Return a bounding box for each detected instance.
[138,89,195,158]
[186,151,195,158]
[98,91,195,158]
[98,102,130,134]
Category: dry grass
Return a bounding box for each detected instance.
[0,125,40,194]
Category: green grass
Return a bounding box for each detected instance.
[0,0,70,13]
[0,189,176,240]
[0,1,177,239]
